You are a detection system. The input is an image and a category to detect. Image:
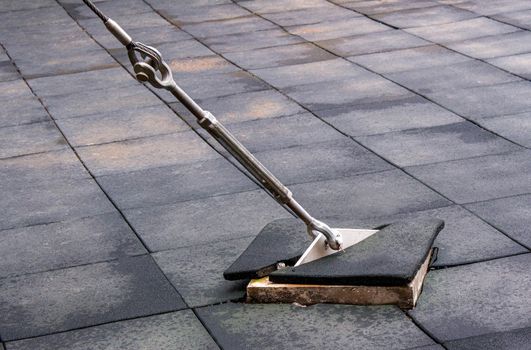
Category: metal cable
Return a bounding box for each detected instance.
[82,0,109,22]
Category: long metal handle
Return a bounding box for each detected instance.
[87,2,343,250]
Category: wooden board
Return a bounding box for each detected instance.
[247,249,433,309]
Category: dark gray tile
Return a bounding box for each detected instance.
[42,84,162,120]
[0,255,185,341]
[1,22,87,48]
[0,122,66,159]
[0,7,68,31]
[356,121,520,167]
[76,131,219,176]
[387,60,520,94]
[349,45,470,74]
[85,22,192,50]
[492,8,531,30]
[269,218,442,286]
[478,111,531,147]
[161,3,250,25]
[444,327,531,350]
[452,0,531,16]
[0,212,146,278]
[373,5,477,28]
[350,205,528,267]
[214,113,343,153]
[153,70,269,102]
[98,157,257,209]
[284,75,413,111]
[0,149,88,183]
[289,169,450,219]
[5,310,219,350]
[317,30,429,57]
[182,15,276,39]
[223,43,336,70]
[427,81,531,120]
[286,17,389,41]
[409,254,531,342]
[0,60,18,82]
[64,0,152,20]
[0,79,32,101]
[169,55,240,79]
[447,31,531,59]
[405,17,519,43]
[0,178,115,230]
[0,96,49,128]
[254,139,393,184]
[0,0,55,12]
[11,46,117,80]
[27,67,134,98]
[406,149,531,204]
[57,105,189,147]
[239,0,328,14]
[196,303,435,349]
[252,58,372,89]
[180,89,305,125]
[466,194,531,248]
[202,28,304,53]
[343,0,438,15]
[124,190,290,251]
[263,5,356,26]
[487,53,531,80]
[154,237,253,307]
[408,345,445,350]
[315,95,463,136]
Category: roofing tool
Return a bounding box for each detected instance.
[83,0,444,308]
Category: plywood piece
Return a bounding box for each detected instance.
[247,249,433,309]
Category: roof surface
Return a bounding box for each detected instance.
[0,0,530,349]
